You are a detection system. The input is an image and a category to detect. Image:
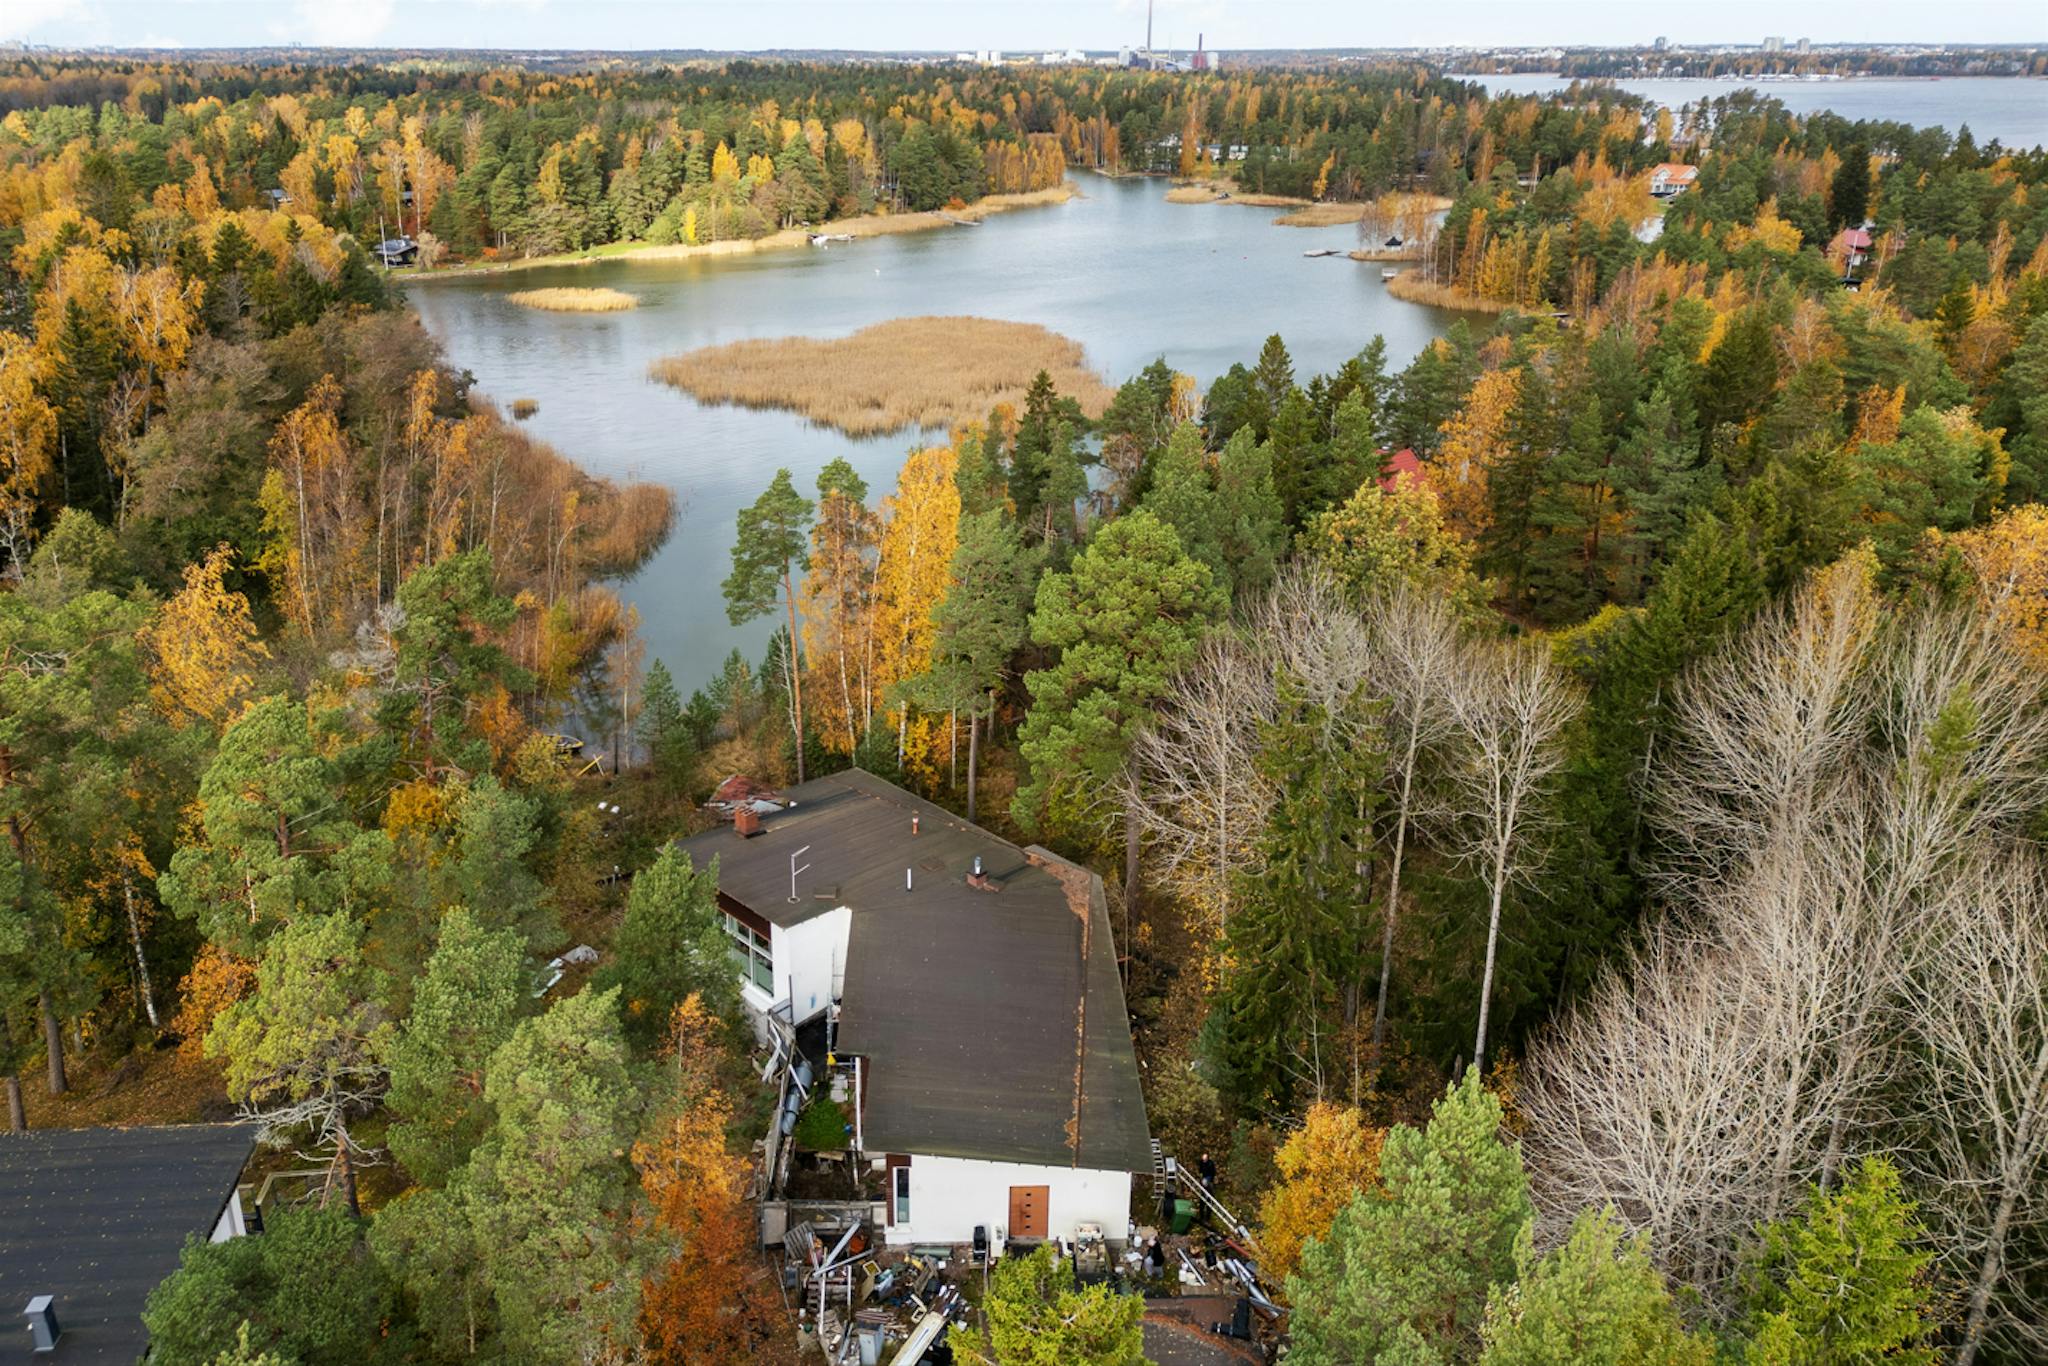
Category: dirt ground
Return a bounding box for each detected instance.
[15,1043,231,1131]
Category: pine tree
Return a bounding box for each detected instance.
[724,469,814,780]
[1014,510,1223,845]
[385,907,528,1187]
[1287,1071,1531,1365]
[947,1244,1146,1366]
[1477,1209,1711,1366]
[595,848,735,1046]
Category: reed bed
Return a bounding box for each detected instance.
[1165,183,1230,203]
[651,315,1115,437]
[510,398,540,420]
[506,286,640,312]
[1383,271,1515,314]
[1273,202,1372,227]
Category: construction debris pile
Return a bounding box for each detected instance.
[785,1218,963,1366]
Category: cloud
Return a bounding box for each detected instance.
[3,0,88,40]
[275,0,397,47]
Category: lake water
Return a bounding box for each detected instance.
[405,173,1470,695]
[1462,75,2048,150]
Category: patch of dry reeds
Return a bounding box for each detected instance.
[507,286,640,312]
[1383,270,1515,314]
[650,315,1115,437]
[510,398,539,420]
[1273,202,1372,227]
[1166,183,1230,203]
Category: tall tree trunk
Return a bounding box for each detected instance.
[949,709,957,789]
[782,569,806,783]
[966,710,980,825]
[4,1074,23,1132]
[1373,746,1419,1051]
[1956,1182,2022,1366]
[122,875,159,1029]
[40,993,66,1096]
[1473,850,1508,1071]
[1123,805,1141,911]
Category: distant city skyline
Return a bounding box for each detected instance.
[5,0,2044,54]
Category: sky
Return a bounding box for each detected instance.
[4,0,2044,54]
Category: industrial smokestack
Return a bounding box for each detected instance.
[1147,0,1153,52]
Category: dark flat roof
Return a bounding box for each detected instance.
[678,770,1151,1173]
[0,1123,256,1364]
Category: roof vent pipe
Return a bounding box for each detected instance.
[912,814,920,836]
[906,867,913,891]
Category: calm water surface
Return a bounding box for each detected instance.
[1465,75,2048,149]
[406,174,1469,693]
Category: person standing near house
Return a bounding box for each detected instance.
[1198,1152,1218,1194]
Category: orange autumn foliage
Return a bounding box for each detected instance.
[634,997,795,1366]
[1258,1101,1387,1290]
[171,942,256,1058]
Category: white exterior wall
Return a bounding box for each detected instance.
[209,1190,247,1243]
[740,906,850,1027]
[886,1153,1132,1247]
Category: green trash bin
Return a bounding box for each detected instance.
[1168,1198,1196,1235]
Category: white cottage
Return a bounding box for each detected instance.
[679,770,1153,1247]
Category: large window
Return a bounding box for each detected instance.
[724,914,773,994]
[894,1163,910,1224]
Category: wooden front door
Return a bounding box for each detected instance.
[1008,1184,1049,1239]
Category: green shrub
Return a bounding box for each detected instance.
[792,1097,851,1151]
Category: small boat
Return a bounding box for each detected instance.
[1381,268,1399,281]
[1303,247,1344,258]
[808,232,855,246]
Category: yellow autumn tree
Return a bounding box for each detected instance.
[1431,366,1519,539]
[1259,1102,1386,1289]
[1726,196,1803,255]
[1941,504,2048,668]
[711,140,741,185]
[0,330,55,574]
[1849,384,1906,449]
[872,444,960,774]
[144,545,271,729]
[265,374,365,633]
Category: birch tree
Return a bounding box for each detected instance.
[1911,853,2048,1366]
[1363,584,1463,1049]
[1442,634,1581,1068]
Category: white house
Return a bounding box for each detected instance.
[1649,162,1700,197]
[679,770,1153,1248]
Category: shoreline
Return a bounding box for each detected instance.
[396,183,1077,283]
[1383,269,1517,314]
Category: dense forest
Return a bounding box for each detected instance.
[5,50,2048,1366]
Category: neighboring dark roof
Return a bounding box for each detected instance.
[680,769,1152,1173]
[0,1124,256,1364]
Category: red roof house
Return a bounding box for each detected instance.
[1379,447,1423,492]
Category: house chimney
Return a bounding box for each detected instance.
[734,806,761,837]
[24,1296,60,1352]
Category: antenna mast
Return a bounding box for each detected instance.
[789,844,812,903]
